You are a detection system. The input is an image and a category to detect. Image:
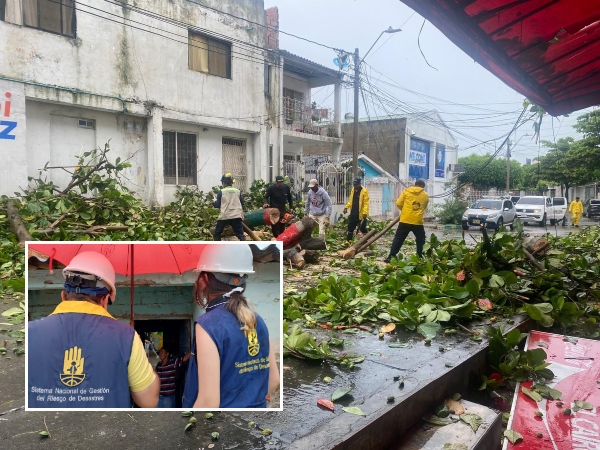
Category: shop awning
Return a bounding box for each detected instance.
[399,0,600,116]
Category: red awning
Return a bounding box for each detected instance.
[399,0,600,116]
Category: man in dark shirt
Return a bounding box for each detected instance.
[263,175,294,237]
[156,347,191,408]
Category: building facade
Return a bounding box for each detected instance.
[1,1,340,206]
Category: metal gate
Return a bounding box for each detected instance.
[282,159,305,200]
[222,137,247,192]
[316,163,350,205]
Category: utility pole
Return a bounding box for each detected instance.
[352,47,360,178]
[506,137,511,194]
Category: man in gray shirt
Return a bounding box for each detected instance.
[305,179,332,238]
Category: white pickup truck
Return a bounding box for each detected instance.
[515,196,567,226]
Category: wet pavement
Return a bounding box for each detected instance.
[2,220,595,449]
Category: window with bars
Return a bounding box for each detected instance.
[283,88,305,121]
[188,31,231,79]
[163,131,197,185]
[23,0,76,37]
[264,62,272,96]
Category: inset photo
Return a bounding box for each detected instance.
[26,242,282,411]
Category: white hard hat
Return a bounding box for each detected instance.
[195,244,255,275]
[63,252,117,302]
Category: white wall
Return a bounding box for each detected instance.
[0,80,27,195]
[406,113,458,205]
[0,0,273,202]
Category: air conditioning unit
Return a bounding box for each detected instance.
[449,164,465,173]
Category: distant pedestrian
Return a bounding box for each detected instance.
[385,179,429,262]
[213,173,246,241]
[156,347,191,408]
[569,196,584,227]
[263,175,294,238]
[343,177,369,242]
[305,179,332,238]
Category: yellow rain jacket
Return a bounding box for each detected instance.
[569,200,584,214]
[396,185,429,225]
[345,187,370,220]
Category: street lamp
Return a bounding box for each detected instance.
[352,27,402,178]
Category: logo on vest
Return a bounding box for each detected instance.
[247,330,260,356]
[60,346,86,387]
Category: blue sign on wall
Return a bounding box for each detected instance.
[409,138,429,179]
[435,144,445,178]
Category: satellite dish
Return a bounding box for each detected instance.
[333,57,349,70]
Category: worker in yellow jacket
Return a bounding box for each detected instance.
[343,177,370,241]
[569,196,584,227]
[384,179,429,262]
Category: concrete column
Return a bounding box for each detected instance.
[0,81,27,197]
[147,107,164,206]
[334,82,341,138]
[331,142,342,164]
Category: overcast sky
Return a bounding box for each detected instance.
[264,0,591,163]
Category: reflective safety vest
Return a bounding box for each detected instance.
[28,303,134,408]
[183,299,270,408]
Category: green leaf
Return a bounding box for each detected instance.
[460,413,483,433]
[417,322,441,339]
[489,274,504,288]
[211,431,220,439]
[331,386,353,402]
[574,400,593,410]
[1,307,24,317]
[522,387,542,402]
[503,429,523,444]
[443,444,468,450]
[342,406,366,416]
[422,414,453,426]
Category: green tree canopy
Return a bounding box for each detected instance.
[457,153,523,191]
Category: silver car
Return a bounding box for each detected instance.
[462,198,517,230]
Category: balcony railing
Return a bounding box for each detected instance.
[283,97,339,138]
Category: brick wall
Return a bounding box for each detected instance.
[266,7,279,49]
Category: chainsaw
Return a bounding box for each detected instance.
[280,211,294,224]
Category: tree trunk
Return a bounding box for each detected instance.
[298,237,326,250]
[7,200,33,245]
[354,217,400,255]
[303,250,319,264]
[338,229,377,259]
[282,246,305,268]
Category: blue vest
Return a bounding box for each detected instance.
[183,299,270,408]
[28,310,134,408]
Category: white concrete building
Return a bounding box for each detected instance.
[0,0,339,206]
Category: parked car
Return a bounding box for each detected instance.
[515,196,567,226]
[587,199,600,219]
[462,198,517,230]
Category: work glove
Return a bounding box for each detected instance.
[343,208,347,214]
[262,203,269,209]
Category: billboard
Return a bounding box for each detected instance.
[435,145,445,178]
[408,138,429,179]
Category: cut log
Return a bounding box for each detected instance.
[7,200,33,245]
[298,236,327,250]
[277,216,318,249]
[283,246,306,268]
[523,236,550,256]
[303,249,319,264]
[244,208,280,227]
[338,229,377,259]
